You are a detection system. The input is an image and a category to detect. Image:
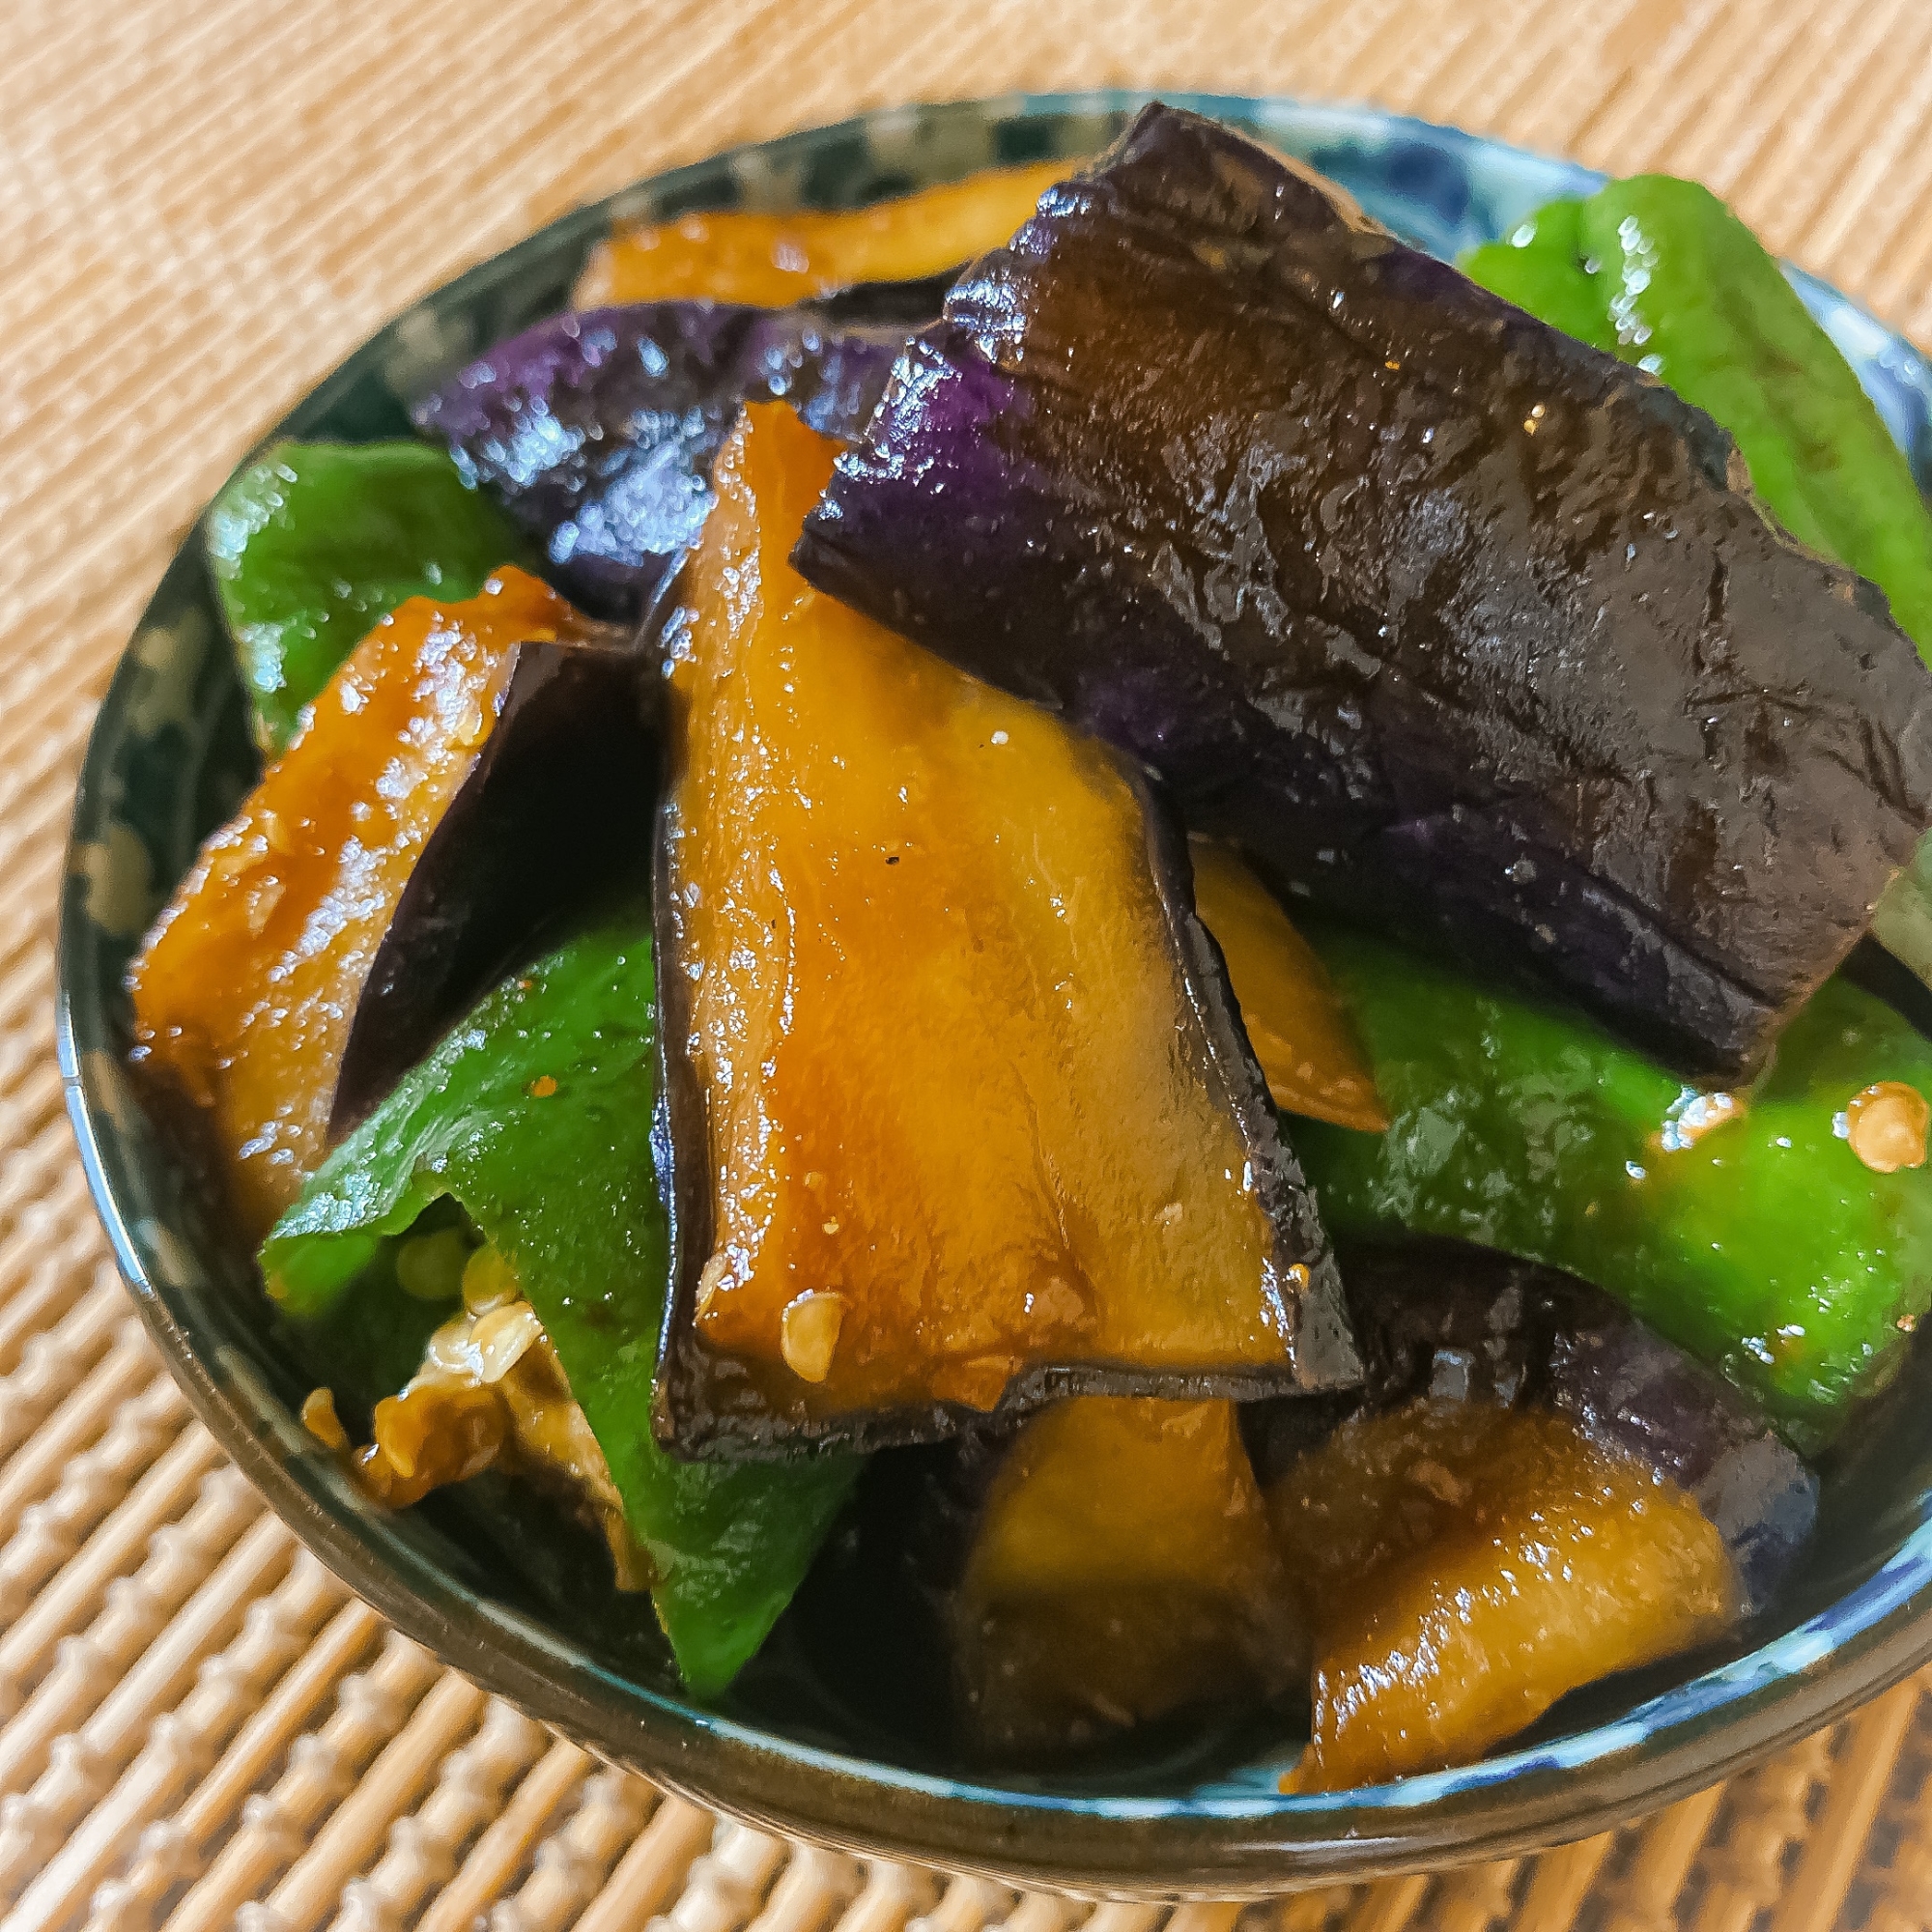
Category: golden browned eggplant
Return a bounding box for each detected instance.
[954,1398,1300,1760]
[128,569,645,1239]
[652,405,1355,1456]
[573,160,1071,308]
[1187,837,1386,1132]
[1260,1243,1814,1789]
[1275,1401,1737,1790]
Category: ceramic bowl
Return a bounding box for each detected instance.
[58,92,1932,1897]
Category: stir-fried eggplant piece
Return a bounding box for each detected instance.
[1276,1401,1738,1790]
[1257,1242,1813,1789]
[335,609,652,1137]
[795,102,1932,1080]
[653,405,1353,1458]
[128,569,646,1238]
[1187,838,1386,1131]
[1462,177,1932,1013]
[948,1398,1299,1761]
[1463,176,1932,652]
[574,160,1070,308]
[414,290,939,621]
[1250,1242,1819,1605]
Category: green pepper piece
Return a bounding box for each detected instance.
[262,912,861,1696]
[1465,177,1932,648]
[1463,197,1618,354]
[207,440,530,754]
[1293,925,1932,1449]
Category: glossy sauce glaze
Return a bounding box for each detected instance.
[1293,925,1932,1443]
[796,103,1932,1079]
[573,160,1071,308]
[653,404,1350,1455]
[957,1397,1298,1758]
[1273,1402,1737,1790]
[128,569,595,1237]
[128,109,1932,1768]
[1187,837,1386,1131]
[415,298,932,623]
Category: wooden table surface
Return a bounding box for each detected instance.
[6,1,1932,1927]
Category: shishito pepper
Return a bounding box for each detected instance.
[261,913,860,1695]
[1292,926,1932,1448]
[207,440,530,752]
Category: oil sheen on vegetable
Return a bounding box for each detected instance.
[1187,838,1387,1132]
[1274,1402,1737,1789]
[129,569,603,1239]
[957,1397,1299,1758]
[574,160,1070,308]
[654,404,1351,1454]
[1293,924,1932,1444]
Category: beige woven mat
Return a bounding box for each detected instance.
[10,0,1932,1926]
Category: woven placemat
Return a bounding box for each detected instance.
[9,0,1932,1926]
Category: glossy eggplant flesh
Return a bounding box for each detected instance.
[821,1399,1302,1764]
[1186,837,1387,1130]
[652,404,1355,1458]
[414,282,945,622]
[1246,1240,1817,1611]
[334,620,654,1133]
[1273,1397,1739,1790]
[953,1398,1300,1761]
[573,161,1070,307]
[794,102,1932,1080]
[128,570,645,1239]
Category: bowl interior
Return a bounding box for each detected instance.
[58,92,1932,1890]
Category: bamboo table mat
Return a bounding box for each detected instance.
[9,0,1932,1926]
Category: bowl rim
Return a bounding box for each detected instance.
[57,88,1932,1897]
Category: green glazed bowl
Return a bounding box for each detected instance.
[59,93,1932,1897]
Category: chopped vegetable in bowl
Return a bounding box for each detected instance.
[110,96,1932,1803]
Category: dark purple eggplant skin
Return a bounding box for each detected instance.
[1245,1241,1817,1610]
[792,103,1932,1081]
[413,281,944,622]
[329,626,655,1137]
[649,755,1358,1461]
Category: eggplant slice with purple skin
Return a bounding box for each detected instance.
[331,622,656,1136]
[649,404,1354,1461]
[793,102,1932,1081]
[128,570,654,1243]
[414,281,946,621]
[1245,1240,1818,1609]
[1251,1237,1817,1787]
